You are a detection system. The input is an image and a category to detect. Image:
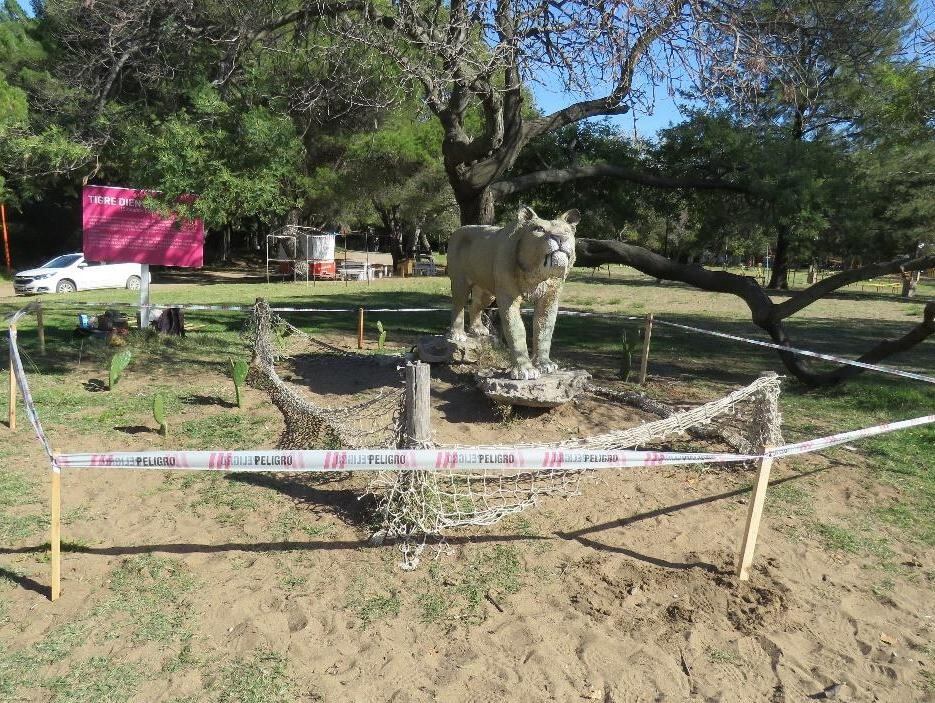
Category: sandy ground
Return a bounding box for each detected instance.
[1,336,932,703]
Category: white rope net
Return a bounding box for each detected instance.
[244,301,403,450]
[370,375,782,544]
[245,302,783,566]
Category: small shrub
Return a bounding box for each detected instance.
[229,358,250,408]
[108,350,132,390]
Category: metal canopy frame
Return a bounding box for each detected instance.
[265,227,336,285]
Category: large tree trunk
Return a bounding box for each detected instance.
[455,187,496,226]
[768,224,791,289]
[374,202,405,268]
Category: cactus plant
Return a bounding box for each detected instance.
[618,329,640,382]
[153,393,168,437]
[230,358,250,408]
[108,350,133,390]
[376,320,387,351]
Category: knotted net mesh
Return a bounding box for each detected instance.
[369,375,782,549]
[245,302,782,567]
[244,301,403,450]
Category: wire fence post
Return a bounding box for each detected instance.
[8,324,16,431]
[638,313,654,385]
[50,466,61,601]
[36,302,45,355]
[357,307,365,350]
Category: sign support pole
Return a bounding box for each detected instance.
[139,264,151,329]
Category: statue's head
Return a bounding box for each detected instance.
[513,206,580,282]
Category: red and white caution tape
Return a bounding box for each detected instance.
[766,414,934,457]
[53,447,761,471]
[8,327,57,467]
[653,318,935,385]
[52,413,934,472]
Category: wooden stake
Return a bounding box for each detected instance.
[36,303,45,355]
[736,450,773,581]
[8,329,16,431]
[402,361,431,447]
[638,313,654,385]
[0,202,11,272]
[357,307,365,350]
[50,469,61,601]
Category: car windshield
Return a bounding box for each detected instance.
[41,254,82,269]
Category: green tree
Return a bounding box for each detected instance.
[0,0,89,204]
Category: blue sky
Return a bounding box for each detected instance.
[531,82,684,141]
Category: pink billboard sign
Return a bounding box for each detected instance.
[82,185,204,267]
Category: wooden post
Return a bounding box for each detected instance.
[0,202,11,272]
[638,313,654,385]
[357,307,365,350]
[50,468,61,601]
[736,451,774,581]
[402,361,431,447]
[36,303,45,355]
[8,327,16,431]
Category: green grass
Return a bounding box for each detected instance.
[211,650,297,703]
[96,554,198,645]
[765,481,814,519]
[865,427,935,546]
[417,545,524,626]
[706,646,741,666]
[0,467,46,542]
[273,509,334,540]
[346,574,401,628]
[0,621,133,701]
[179,413,274,449]
[162,473,271,526]
[33,621,90,662]
[47,657,142,703]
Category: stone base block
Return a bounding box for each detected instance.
[476,368,591,408]
[416,334,500,364]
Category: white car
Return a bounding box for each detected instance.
[14,254,146,295]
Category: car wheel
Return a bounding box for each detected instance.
[126,275,141,291]
[56,279,76,294]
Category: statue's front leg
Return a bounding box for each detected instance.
[448,277,469,342]
[532,288,560,374]
[498,294,539,380]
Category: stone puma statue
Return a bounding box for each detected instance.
[447,206,579,380]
